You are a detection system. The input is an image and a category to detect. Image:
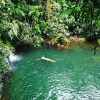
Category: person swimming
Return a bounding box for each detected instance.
[41,56,56,62]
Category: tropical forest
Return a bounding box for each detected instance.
[0,0,100,99]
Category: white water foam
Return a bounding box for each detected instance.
[9,50,21,62]
[5,50,22,71]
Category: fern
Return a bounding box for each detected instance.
[8,20,19,40]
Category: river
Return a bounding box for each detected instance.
[8,46,100,100]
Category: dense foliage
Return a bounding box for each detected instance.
[0,0,46,48]
[0,0,100,48]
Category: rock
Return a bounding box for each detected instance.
[86,34,98,42]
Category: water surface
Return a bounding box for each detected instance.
[9,46,100,100]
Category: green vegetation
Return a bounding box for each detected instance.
[0,0,100,98]
[0,0,46,48]
[0,40,11,98]
[0,0,100,48]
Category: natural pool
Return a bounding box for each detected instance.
[8,46,100,100]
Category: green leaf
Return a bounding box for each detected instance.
[76,6,81,11]
[34,24,41,35]
[40,21,46,28]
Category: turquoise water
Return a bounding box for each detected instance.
[8,46,100,100]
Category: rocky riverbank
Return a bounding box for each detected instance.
[0,40,15,99]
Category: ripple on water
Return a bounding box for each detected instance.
[8,47,100,100]
[44,85,100,100]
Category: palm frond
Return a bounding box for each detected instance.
[8,20,19,39]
